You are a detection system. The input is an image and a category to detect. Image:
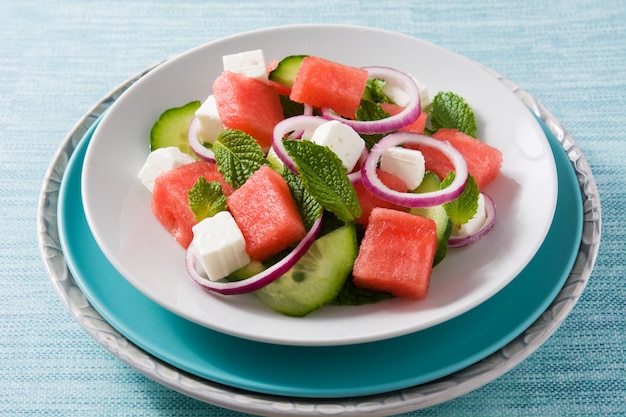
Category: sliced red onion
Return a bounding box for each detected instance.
[187,116,216,162]
[448,193,496,248]
[185,215,323,295]
[284,103,316,139]
[361,132,468,208]
[320,66,421,134]
[271,115,328,173]
[348,172,362,186]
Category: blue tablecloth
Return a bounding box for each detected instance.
[2,1,624,416]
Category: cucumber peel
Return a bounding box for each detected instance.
[150,100,201,157]
[268,55,307,89]
[410,172,453,266]
[254,223,358,317]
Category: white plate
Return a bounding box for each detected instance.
[81,24,557,346]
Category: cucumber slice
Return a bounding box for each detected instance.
[410,171,453,266]
[268,55,307,89]
[255,223,358,317]
[150,100,201,156]
[227,260,265,281]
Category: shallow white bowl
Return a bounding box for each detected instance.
[82,24,557,346]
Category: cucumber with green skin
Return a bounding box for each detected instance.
[410,171,453,266]
[150,100,201,156]
[253,223,358,317]
[268,55,307,89]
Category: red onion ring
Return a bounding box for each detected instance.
[185,215,323,295]
[271,115,328,173]
[187,116,216,162]
[320,66,421,134]
[361,132,468,208]
[448,193,497,248]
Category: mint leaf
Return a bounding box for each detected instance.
[441,172,480,225]
[188,177,227,222]
[213,129,269,189]
[278,95,306,118]
[429,91,477,137]
[332,277,394,305]
[356,99,390,121]
[282,139,362,223]
[356,100,391,150]
[282,168,323,230]
[362,78,395,104]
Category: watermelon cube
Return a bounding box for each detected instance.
[212,71,285,149]
[151,161,235,248]
[289,56,369,119]
[352,208,437,300]
[354,169,409,226]
[408,128,503,189]
[227,166,306,261]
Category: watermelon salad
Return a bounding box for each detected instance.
[137,49,503,317]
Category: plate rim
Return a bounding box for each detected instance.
[37,24,601,416]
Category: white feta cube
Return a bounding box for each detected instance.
[222,49,268,83]
[191,211,251,282]
[137,147,195,192]
[310,120,365,172]
[194,95,222,144]
[453,193,487,237]
[383,75,430,110]
[379,146,426,190]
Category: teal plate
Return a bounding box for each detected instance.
[57,116,581,399]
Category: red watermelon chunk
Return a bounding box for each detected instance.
[227,166,306,261]
[213,71,284,149]
[407,128,503,189]
[352,208,437,300]
[152,161,234,248]
[289,56,368,119]
[354,168,409,226]
[379,102,427,134]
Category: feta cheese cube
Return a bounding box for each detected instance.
[382,75,430,110]
[222,49,268,83]
[191,211,251,281]
[194,95,222,144]
[379,146,425,190]
[453,193,487,236]
[137,147,195,192]
[310,120,365,172]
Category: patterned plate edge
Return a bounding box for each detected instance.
[36,63,601,417]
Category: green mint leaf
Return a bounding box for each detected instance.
[356,99,390,122]
[282,139,362,223]
[278,94,306,118]
[332,276,394,305]
[441,172,480,225]
[213,129,269,189]
[356,100,391,150]
[282,168,323,230]
[188,177,227,222]
[362,78,395,104]
[429,91,477,137]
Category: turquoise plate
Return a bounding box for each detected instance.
[57,117,582,399]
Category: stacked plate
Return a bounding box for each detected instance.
[38,25,600,416]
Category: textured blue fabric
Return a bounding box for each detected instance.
[1,1,624,416]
